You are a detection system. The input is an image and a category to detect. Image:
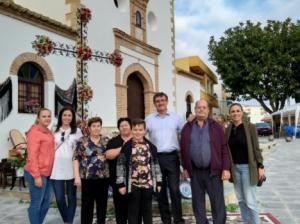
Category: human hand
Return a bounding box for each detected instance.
[74,176,81,187]
[258,168,265,180]
[183,169,190,179]
[34,177,43,187]
[119,187,126,195]
[221,170,231,181]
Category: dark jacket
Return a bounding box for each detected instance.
[116,138,162,193]
[225,122,263,185]
[180,118,231,177]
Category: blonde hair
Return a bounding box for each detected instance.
[35,108,51,124]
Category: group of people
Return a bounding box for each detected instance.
[23,91,265,224]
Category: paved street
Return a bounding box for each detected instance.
[257,138,300,224]
[0,138,299,223]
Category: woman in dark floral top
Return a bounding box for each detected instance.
[73,117,109,224]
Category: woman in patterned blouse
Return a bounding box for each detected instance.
[73,117,109,224]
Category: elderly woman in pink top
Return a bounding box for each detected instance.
[24,108,55,224]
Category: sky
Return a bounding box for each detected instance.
[174,0,300,65]
[174,0,299,106]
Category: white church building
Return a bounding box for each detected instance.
[0,0,218,159]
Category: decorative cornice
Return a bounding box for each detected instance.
[113,28,161,56]
[175,67,204,81]
[0,0,77,40]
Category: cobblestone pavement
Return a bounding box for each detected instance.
[0,138,298,223]
[0,195,278,224]
[257,138,300,224]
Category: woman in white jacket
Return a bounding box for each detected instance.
[50,106,82,224]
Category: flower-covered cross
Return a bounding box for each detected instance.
[32,7,123,124]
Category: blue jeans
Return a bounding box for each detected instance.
[52,179,77,223]
[24,171,52,224]
[233,164,260,224]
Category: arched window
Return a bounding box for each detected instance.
[18,62,44,113]
[136,10,142,28]
[186,95,192,119]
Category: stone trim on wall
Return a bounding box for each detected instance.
[114,27,161,120]
[115,63,155,120]
[65,0,81,29]
[130,0,148,42]
[10,52,54,81]
[113,28,161,57]
[0,0,77,40]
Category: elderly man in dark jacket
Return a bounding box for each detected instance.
[180,99,231,224]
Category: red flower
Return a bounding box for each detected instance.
[79,8,92,24]
[33,35,54,56]
[109,50,123,67]
[77,47,92,60]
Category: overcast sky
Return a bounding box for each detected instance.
[174,0,299,65]
[174,0,299,106]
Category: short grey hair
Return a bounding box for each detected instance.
[194,99,209,109]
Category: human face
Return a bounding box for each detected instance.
[154,96,168,113]
[37,110,51,127]
[229,105,243,124]
[132,124,146,142]
[194,100,209,121]
[119,121,131,137]
[216,116,224,125]
[88,122,102,137]
[61,110,73,126]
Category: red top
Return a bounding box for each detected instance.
[24,124,55,178]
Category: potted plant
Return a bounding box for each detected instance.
[10,146,26,177]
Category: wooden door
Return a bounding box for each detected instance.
[127,73,145,119]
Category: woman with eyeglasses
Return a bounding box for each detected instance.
[50,106,82,224]
[24,108,55,224]
[225,103,265,224]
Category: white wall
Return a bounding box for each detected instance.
[0,14,75,158]
[0,0,175,157]
[81,0,174,124]
[147,0,174,109]
[14,0,68,24]
[243,105,266,124]
[176,73,202,120]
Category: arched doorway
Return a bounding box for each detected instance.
[127,73,145,119]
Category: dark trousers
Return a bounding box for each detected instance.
[81,178,109,224]
[111,181,128,224]
[157,152,184,224]
[128,185,153,224]
[191,168,226,224]
[52,179,77,223]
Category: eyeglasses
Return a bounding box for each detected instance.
[61,132,65,142]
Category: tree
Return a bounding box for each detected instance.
[208,18,300,114]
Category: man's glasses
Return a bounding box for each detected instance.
[61,132,65,142]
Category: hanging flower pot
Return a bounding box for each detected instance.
[109,49,123,67]
[77,47,92,60]
[78,8,92,24]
